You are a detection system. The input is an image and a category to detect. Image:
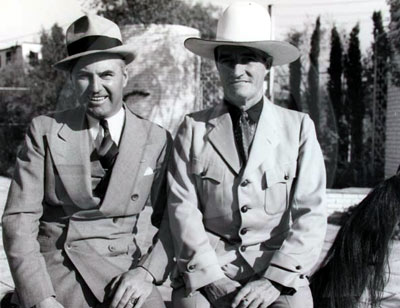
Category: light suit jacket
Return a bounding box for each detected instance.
[2,106,174,308]
[168,100,327,294]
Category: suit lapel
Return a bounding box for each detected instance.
[243,99,282,178]
[99,109,148,216]
[49,107,97,209]
[208,104,241,175]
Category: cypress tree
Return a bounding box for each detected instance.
[307,17,321,131]
[328,26,348,170]
[288,31,302,111]
[344,24,364,175]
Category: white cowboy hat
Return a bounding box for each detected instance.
[184,1,300,66]
[54,15,135,71]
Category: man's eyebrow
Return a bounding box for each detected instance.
[74,68,90,74]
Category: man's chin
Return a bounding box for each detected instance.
[86,107,107,119]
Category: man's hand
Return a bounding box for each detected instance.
[203,277,241,308]
[231,278,281,308]
[35,297,64,308]
[109,267,154,308]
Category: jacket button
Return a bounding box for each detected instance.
[296,265,302,270]
[66,243,71,249]
[300,274,305,279]
[108,245,116,252]
[241,179,250,187]
[241,206,248,213]
[240,246,247,252]
[240,228,248,235]
[200,171,206,177]
[112,217,118,223]
[131,194,139,201]
[284,175,289,180]
[188,265,196,271]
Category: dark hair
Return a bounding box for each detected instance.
[312,174,400,308]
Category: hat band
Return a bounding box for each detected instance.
[67,35,123,56]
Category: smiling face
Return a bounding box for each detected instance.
[71,53,128,119]
[215,45,271,110]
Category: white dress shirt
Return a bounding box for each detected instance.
[86,107,125,148]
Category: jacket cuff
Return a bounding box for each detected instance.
[179,250,225,294]
[15,286,55,308]
[263,251,309,290]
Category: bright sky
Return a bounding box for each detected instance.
[0,0,390,53]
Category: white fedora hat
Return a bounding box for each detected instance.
[184,1,299,66]
[54,15,135,71]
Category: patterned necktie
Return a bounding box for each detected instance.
[96,119,119,169]
[91,119,119,200]
[239,110,255,161]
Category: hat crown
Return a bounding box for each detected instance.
[216,1,271,42]
[54,14,136,71]
[66,15,122,45]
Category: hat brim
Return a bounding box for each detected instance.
[53,44,136,71]
[184,38,300,66]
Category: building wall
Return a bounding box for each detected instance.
[121,24,201,135]
[326,187,370,214]
[0,43,42,71]
[385,81,400,177]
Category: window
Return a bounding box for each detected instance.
[6,51,12,64]
[29,51,39,65]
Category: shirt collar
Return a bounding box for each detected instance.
[226,97,264,124]
[86,106,125,146]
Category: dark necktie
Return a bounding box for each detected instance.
[239,110,255,161]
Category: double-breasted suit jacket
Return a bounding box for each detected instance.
[168,99,327,294]
[2,106,173,308]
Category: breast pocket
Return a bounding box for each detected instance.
[263,162,297,215]
[191,159,226,219]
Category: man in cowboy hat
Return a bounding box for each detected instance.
[2,15,173,308]
[167,1,327,307]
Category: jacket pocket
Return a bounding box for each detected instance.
[191,158,225,218]
[191,159,224,184]
[263,162,297,215]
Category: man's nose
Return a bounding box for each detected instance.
[90,75,101,92]
[233,63,246,76]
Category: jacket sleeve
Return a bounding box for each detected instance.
[138,131,176,284]
[166,116,225,294]
[2,117,56,308]
[263,114,327,291]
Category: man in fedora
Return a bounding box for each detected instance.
[2,15,173,308]
[167,1,327,307]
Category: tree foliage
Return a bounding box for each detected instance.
[344,24,364,180]
[328,26,348,176]
[93,0,218,39]
[387,0,400,85]
[367,11,390,182]
[0,23,69,175]
[288,31,303,111]
[27,23,69,116]
[307,17,321,131]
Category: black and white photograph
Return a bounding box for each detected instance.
[0,0,399,307]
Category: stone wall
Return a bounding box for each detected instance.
[326,187,370,215]
[121,24,201,135]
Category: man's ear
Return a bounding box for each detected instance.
[123,66,129,88]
